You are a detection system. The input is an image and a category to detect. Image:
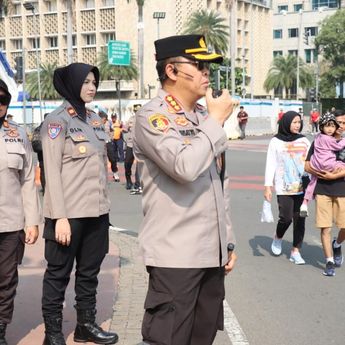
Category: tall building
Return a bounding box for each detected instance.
[0,0,271,100]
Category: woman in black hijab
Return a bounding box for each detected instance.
[0,80,41,345]
[41,63,118,345]
[264,111,311,265]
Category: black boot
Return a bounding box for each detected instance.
[43,317,66,345]
[74,309,118,344]
[0,323,8,345]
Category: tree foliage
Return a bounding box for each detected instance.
[97,49,138,81]
[315,9,345,86]
[182,9,229,55]
[264,55,313,98]
[26,63,59,100]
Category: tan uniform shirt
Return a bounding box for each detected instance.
[41,101,110,219]
[123,115,135,148]
[0,120,42,232]
[133,89,235,268]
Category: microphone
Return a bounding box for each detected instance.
[174,67,194,79]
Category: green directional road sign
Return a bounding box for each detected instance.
[108,40,131,66]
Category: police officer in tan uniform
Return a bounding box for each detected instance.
[41,63,118,345]
[133,35,238,345]
[0,80,41,345]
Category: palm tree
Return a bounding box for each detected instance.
[264,55,313,99]
[126,0,145,98]
[26,62,59,100]
[182,9,229,55]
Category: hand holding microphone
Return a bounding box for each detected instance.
[206,88,240,126]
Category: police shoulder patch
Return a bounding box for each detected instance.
[48,123,62,139]
[148,114,170,133]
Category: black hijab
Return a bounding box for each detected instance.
[275,110,304,142]
[53,63,99,119]
[0,79,11,128]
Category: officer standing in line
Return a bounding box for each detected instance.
[40,63,118,345]
[0,80,41,345]
[133,35,238,345]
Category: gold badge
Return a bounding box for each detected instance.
[75,134,87,142]
[165,95,182,113]
[79,145,87,154]
[149,114,170,133]
[175,116,189,127]
[199,37,207,49]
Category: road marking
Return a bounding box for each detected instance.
[223,300,250,345]
[109,226,127,232]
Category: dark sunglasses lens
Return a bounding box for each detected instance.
[0,95,10,105]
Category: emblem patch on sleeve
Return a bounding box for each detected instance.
[48,123,62,139]
[148,114,170,133]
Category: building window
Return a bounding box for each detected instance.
[312,0,338,9]
[0,40,5,51]
[85,0,95,8]
[273,51,283,57]
[273,29,282,39]
[278,5,288,12]
[102,32,116,44]
[305,49,317,63]
[72,35,77,47]
[103,0,115,6]
[47,0,57,12]
[288,50,298,56]
[13,4,21,15]
[288,28,299,38]
[48,36,58,48]
[294,4,303,11]
[85,34,96,46]
[305,27,318,36]
[12,39,23,50]
[29,38,40,49]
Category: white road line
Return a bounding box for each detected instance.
[223,300,249,345]
[109,226,128,232]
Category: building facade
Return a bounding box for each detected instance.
[0,0,272,100]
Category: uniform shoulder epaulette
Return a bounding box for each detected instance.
[67,106,77,117]
[165,95,182,113]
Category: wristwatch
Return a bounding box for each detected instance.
[227,243,235,253]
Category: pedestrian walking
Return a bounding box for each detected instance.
[133,34,238,345]
[41,63,118,345]
[99,111,120,182]
[264,111,310,264]
[310,108,320,134]
[0,80,42,345]
[237,105,248,139]
[305,109,345,276]
[111,114,124,163]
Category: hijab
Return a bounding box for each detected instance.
[53,63,99,119]
[0,79,11,128]
[275,110,304,142]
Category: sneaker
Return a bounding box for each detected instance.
[289,252,306,265]
[332,239,343,267]
[323,261,335,276]
[130,187,143,195]
[113,172,120,182]
[299,204,309,217]
[271,237,282,256]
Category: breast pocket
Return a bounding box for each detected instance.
[69,132,95,159]
[6,143,25,170]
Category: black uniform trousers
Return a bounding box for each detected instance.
[106,141,118,173]
[42,214,109,318]
[0,230,25,324]
[124,146,140,188]
[142,266,225,345]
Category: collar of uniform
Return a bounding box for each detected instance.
[158,89,184,115]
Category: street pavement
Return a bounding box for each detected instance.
[6,133,345,345]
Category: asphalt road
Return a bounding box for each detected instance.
[111,135,345,345]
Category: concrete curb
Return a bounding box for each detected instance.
[109,230,147,345]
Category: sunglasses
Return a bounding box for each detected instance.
[0,94,11,106]
[170,60,210,71]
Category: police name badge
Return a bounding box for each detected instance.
[48,123,62,139]
[149,114,170,133]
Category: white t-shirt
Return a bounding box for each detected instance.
[264,137,311,195]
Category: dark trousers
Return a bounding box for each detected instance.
[0,230,25,323]
[39,160,46,194]
[106,142,118,173]
[42,214,109,318]
[239,122,247,139]
[142,266,225,345]
[311,122,318,133]
[114,138,124,162]
[276,194,305,248]
[124,146,140,188]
